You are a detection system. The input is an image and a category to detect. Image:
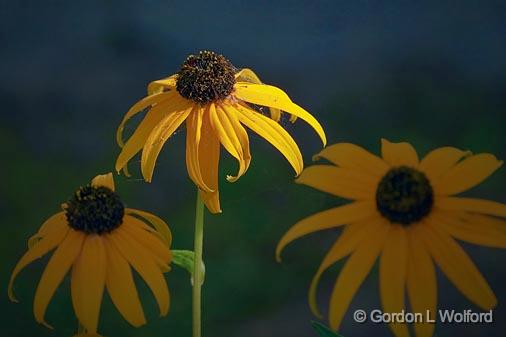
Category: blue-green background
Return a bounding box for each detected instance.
[1,1,505,337]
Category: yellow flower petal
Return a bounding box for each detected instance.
[381,139,419,167]
[222,104,252,181]
[209,103,247,181]
[234,69,283,121]
[328,222,389,330]
[115,95,184,173]
[276,201,377,262]
[125,208,172,247]
[234,83,326,146]
[379,225,409,337]
[116,91,174,147]
[186,107,213,192]
[296,165,378,200]
[198,109,222,213]
[33,230,85,328]
[9,215,69,302]
[108,228,170,316]
[436,197,506,217]
[421,223,497,310]
[419,146,469,182]
[433,153,503,195]
[71,235,106,333]
[313,143,389,178]
[309,218,383,318]
[140,103,193,182]
[91,173,115,192]
[433,211,506,248]
[407,225,437,337]
[236,103,303,175]
[104,238,146,327]
[147,75,177,95]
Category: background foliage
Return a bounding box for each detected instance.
[1,1,505,337]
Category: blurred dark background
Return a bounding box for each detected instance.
[1,1,505,337]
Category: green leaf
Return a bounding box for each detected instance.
[171,249,206,285]
[311,321,343,337]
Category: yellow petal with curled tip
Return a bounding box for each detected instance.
[329,222,389,330]
[234,69,283,121]
[198,108,222,213]
[421,222,497,310]
[276,201,377,262]
[295,165,377,200]
[419,146,469,182]
[116,91,174,147]
[209,103,246,182]
[234,83,326,146]
[104,237,146,327]
[381,138,419,167]
[379,225,409,337]
[125,208,172,247]
[309,219,381,318]
[236,104,303,175]
[222,105,251,178]
[141,103,193,182]
[91,173,115,191]
[34,230,85,328]
[9,215,69,302]
[147,75,177,95]
[407,225,436,337]
[433,153,503,195]
[436,197,506,217]
[108,228,170,316]
[71,235,106,333]
[186,107,213,192]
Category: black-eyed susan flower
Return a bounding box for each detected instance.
[8,173,172,334]
[115,50,326,213]
[277,139,506,337]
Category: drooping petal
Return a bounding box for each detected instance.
[309,218,383,318]
[421,222,497,310]
[116,91,175,147]
[379,225,409,337]
[108,228,170,316]
[209,103,247,181]
[115,95,185,173]
[419,146,469,182]
[140,103,193,182]
[432,154,503,195]
[234,83,326,146]
[33,230,85,328]
[296,165,378,200]
[436,197,506,217]
[185,107,213,191]
[407,224,437,337]
[313,143,389,178]
[222,104,252,180]
[236,103,303,175]
[9,215,69,301]
[125,209,172,246]
[433,211,506,248]
[328,222,390,330]
[234,69,283,121]
[276,201,377,261]
[71,235,107,333]
[91,173,115,191]
[381,138,419,167]
[147,75,177,95]
[104,238,146,327]
[198,108,222,213]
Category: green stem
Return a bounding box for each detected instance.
[192,192,205,337]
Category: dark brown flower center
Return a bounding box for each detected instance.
[64,185,124,234]
[176,50,236,104]
[376,166,434,225]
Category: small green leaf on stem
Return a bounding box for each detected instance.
[172,249,206,285]
[311,321,343,337]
